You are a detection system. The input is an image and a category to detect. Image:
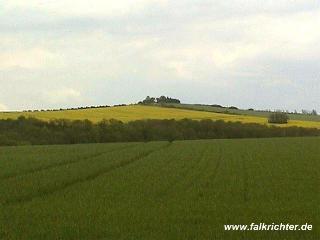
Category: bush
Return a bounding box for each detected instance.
[268,112,289,124]
[211,104,224,108]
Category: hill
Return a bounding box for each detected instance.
[156,103,320,122]
[1,137,319,239]
[0,105,320,129]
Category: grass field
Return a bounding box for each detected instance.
[160,103,320,122]
[1,137,319,239]
[1,105,320,129]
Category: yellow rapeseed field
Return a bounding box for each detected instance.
[0,105,319,129]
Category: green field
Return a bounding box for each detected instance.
[160,103,320,122]
[1,105,320,129]
[1,137,319,239]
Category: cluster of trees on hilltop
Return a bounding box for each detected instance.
[138,96,181,105]
[0,116,319,146]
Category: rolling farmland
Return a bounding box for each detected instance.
[1,105,320,129]
[1,137,319,239]
[160,103,320,122]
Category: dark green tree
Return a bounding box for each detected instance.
[268,112,289,124]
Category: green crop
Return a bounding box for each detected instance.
[1,137,319,239]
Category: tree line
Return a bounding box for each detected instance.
[0,116,319,146]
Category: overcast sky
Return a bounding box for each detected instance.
[1,0,319,111]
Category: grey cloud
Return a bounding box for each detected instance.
[0,1,319,111]
[2,1,319,35]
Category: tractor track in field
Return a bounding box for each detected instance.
[4,142,172,206]
[180,146,223,200]
[157,145,223,199]
[156,148,206,198]
[180,147,212,192]
[0,144,137,181]
[203,146,222,186]
[242,153,249,203]
[206,149,222,186]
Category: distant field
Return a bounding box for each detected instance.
[160,103,320,122]
[1,105,320,129]
[1,137,319,239]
